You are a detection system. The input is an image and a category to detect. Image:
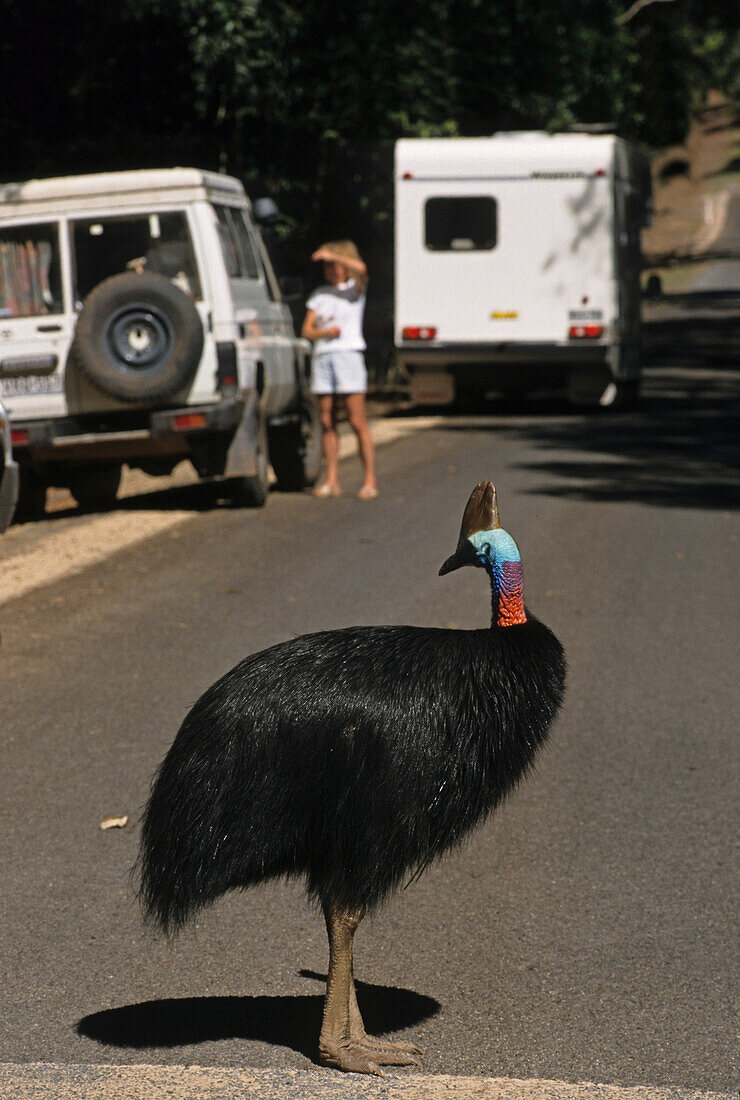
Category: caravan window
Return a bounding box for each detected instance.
[425,196,497,251]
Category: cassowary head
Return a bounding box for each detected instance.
[439,482,526,627]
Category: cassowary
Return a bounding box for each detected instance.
[139,481,566,1075]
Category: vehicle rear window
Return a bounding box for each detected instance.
[0,222,64,316]
[71,212,201,303]
[425,196,497,251]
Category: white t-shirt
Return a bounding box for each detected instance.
[306,278,366,355]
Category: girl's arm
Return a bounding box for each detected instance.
[301,309,341,342]
[311,248,368,289]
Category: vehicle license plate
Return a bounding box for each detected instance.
[0,374,63,398]
[410,371,455,405]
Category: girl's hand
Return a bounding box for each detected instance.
[301,308,342,342]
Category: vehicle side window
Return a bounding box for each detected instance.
[213,205,260,280]
[0,222,64,316]
[251,222,282,302]
[230,210,261,280]
[424,196,497,251]
[214,206,240,277]
[71,212,201,302]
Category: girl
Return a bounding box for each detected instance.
[302,241,377,499]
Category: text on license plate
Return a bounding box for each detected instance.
[0,374,63,398]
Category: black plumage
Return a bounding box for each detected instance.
[138,482,565,1074]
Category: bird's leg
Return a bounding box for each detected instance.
[319,902,379,1074]
[319,902,421,1075]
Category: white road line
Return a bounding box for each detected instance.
[0,1065,732,1100]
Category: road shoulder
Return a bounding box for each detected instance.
[0,1065,733,1100]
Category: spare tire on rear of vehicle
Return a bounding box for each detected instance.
[71,272,204,403]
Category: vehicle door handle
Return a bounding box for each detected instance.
[36,324,62,332]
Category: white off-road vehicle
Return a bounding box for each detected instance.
[0,168,320,515]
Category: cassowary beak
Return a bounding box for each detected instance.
[439,481,500,576]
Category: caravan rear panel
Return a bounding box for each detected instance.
[394,134,650,406]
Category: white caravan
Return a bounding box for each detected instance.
[394,133,651,407]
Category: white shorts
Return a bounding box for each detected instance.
[311,350,367,395]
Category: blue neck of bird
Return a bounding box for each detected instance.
[469,529,528,628]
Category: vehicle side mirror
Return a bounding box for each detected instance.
[253,197,280,225]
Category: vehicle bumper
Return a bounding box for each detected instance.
[396,341,611,371]
[396,341,638,404]
[10,399,245,463]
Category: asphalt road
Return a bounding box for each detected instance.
[0,365,737,1095]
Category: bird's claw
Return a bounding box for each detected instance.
[360,1035,423,1062]
[319,1040,385,1075]
[319,1035,422,1075]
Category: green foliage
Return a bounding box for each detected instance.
[1,0,736,270]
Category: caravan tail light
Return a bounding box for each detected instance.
[10,429,29,446]
[569,324,604,339]
[402,326,437,341]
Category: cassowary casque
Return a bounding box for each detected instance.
[138,481,566,1075]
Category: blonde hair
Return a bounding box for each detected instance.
[319,240,363,263]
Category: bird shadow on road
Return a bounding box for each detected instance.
[75,974,439,1064]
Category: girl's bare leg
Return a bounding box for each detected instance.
[344,393,377,493]
[316,394,341,492]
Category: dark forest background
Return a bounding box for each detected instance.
[1,0,737,364]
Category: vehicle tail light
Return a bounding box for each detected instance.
[10,429,29,446]
[569,324,604,339]
[173,413,207,430]
[402,326,437,341]
[216,341,238,395]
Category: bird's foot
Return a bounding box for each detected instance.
[356,1033,423,1060]
[319,1038,385,1076]
[319,1035,422,1075]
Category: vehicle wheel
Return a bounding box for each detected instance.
[67,464,122,512]
[224,413,270,507]
[598,378,641,411]
[72,272,203,403]
[14,465,46,521]
[268,395,322,491]
[568,364,640,410]
[499,388,527,412]
[453,382,484,412]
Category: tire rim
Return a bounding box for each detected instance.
[106,303,174,369]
